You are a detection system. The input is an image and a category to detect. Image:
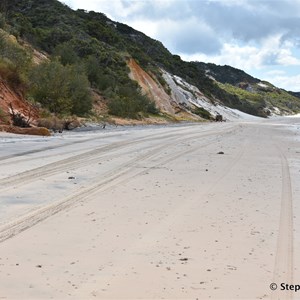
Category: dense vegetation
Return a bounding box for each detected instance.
[192,107,212,120]
[0,0,299,119]
[0,0,158,118]
[219,82,300,116]
[195,62,260,86]
[29,61,92,115]
[0,29,31,92]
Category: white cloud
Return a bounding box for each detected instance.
[180,43,262,70]
[156,18,221,54]
[126,19,159,38]
[180,34,300,68]
[265,70,287,76]
[264,74,300,91]
[261,36,300,66]
[62,0,146,19]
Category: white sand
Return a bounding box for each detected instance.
[0,118,299,299]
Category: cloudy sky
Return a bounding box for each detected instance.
[60,0,300,91]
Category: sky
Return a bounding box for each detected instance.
[60,0,300,92]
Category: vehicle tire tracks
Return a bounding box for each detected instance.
[0,125,205,163]
[271,146,294,300]
[0,131,193,190]
[0,125,236,192]
[0,126,236,243]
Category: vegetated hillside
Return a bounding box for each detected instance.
[196,62,260,86]
[1,0,299,126]
[289,91,300,99]
[196,62,300,116]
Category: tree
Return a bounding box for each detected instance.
[68,64,92,115]
[54,42,79,66]
[29,60,92,116]
[107,85,158,118]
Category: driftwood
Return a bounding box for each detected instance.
[0,125,51,136]
[9,103,31,128]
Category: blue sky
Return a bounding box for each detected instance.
[60,0,300,92]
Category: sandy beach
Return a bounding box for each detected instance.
[0,118,299,299]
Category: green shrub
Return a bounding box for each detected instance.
[108,86,158,118]
[0,31,31,71]
[29,60,92,116]
[193,107,211,119]
[54,42,79,66]
[0,13,6,29]
[0,31,31,93]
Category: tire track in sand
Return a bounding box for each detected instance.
[271,147,294,300]
[0,125,195,163]
[0,130,200,190]
[0,125,236,192]
[0,127,232,243]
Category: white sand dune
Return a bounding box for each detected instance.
[0,118,299,299]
